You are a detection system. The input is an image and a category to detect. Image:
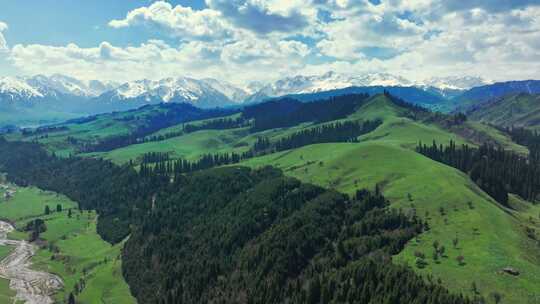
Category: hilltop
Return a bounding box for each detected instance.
[466,93,540,130]
[1,92,539,303]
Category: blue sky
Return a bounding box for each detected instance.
[0,1,206,47]
[1,1,539,85]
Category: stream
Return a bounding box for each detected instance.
[0,220,63,304]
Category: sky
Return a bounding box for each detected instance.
[1,0,540,86]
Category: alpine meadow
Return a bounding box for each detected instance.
[1,1,540,304]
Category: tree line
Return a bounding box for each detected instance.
[137,120,382,176]
[140,117,248,144]
[417,140,540,205]
[123,166,475,304]
[243,93,371,132]
[80,103,234,153]
[502,126,540,162]
[0,137,476,304]
[252,120,382,153]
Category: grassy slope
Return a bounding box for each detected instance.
[0,278,15,304]
[4,106,161,157]
[240,95,540,303]
[468,94,540,130]
[0,184,135,304]
[87,127,254,164]
[3,94,537,302]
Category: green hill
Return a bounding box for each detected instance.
[2,93,538,303]
[0,184,135,304]
[239,95,540,303]
[467,93,540,130]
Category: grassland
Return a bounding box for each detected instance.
[3,94,537,303]
[240,95,540,303]
[0,278,15,304]
[468,93,540,130]
[87,127,254,164]
[0,183,135,304]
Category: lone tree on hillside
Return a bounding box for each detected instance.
[56,204,62,212]
[68,209,72,218]
[490,291,503,304]
[453,236,459,249]
[68,292,76,304]
[44,205,50,215]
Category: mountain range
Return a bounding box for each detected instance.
[1,71,539,126]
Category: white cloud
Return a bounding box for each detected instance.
[109,1,233,40]
[4,1,540,85]
[205,0,316,34]
[8,35,311,85]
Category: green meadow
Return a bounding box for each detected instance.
[239,96,539,303]
[0,183,135,304]
[2,93,538,303]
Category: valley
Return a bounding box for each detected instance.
[0,183,134,304]
[2,2,540,303]
[1,91,539,303]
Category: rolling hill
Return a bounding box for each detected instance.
[1,92,538,303]
[453,80,540,112]
[466,93,540,130]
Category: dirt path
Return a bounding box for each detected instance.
[0,220,63,304]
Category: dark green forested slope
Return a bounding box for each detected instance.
[122,166,473,304]
[466,93,540,130]
[0,138,474,304]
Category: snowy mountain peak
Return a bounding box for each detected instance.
[115,77,209,102]
[108,77,247,108]
[0,76,44,100]
[421,76,492,91]
[200,78,248,102]
[252,71,414,100]
[26,74,118,97]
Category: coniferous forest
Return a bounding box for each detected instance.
[137,119,382,175]
[417,140,540,204]
[0,137,474,304]
[253,120,382,153]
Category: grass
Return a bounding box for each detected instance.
[468,93,540,130]
[242,141,540,303]
[239,95,540,303]
[0,278,16,304]
[0,183,135,304]
[88,127,254,164]
[0,245,13,261]
[0,186,76,222]
[3,93,538,303]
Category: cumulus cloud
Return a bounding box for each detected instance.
[205,0,316,34]
[0,22,8,52]
[109,1,233,40]
[5,1,540,84]
[8,35,311,84]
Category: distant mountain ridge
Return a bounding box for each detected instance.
[2,72,539,127]
[92,77,244,113]
[0,74,117,100]
[466,93,540,129]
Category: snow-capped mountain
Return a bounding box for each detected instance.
[200,78,248,102]
[248,71,413,102]
[421,76,491,91]
[95,77,244,110]
[0,74,118,103]
[0,76,44,101]
[418,76,492,99]
[25,74,118,97]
